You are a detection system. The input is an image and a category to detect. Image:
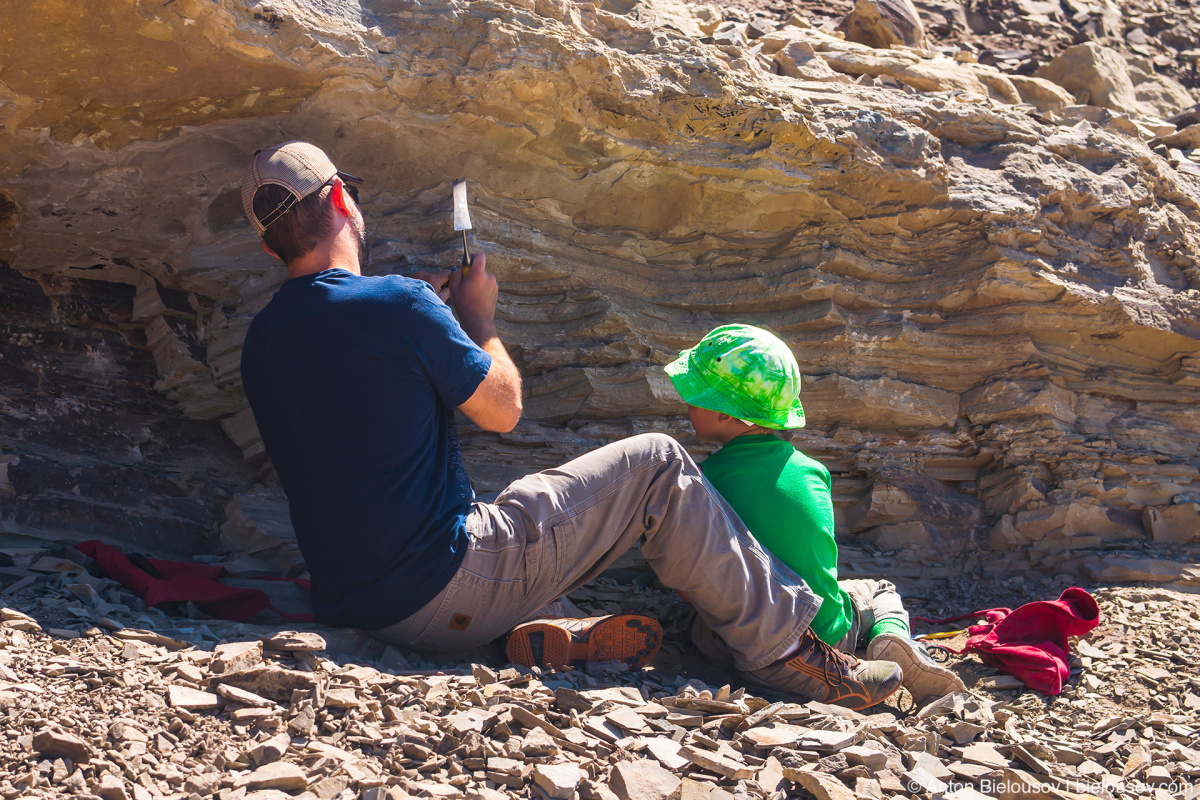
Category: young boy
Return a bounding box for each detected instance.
[666,324,965,707]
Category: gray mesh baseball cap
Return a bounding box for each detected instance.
[240,141,361,237]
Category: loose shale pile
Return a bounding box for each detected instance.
[2,1,1200,562]
[1,542,1199,800]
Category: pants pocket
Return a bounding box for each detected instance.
[550,520,572,589]
[409,568,529,651]
[405,505,544,651]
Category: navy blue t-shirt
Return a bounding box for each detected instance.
[240,269,492,629]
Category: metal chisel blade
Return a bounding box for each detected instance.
[452,180,472,232]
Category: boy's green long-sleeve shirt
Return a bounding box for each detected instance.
[700,434,854,646]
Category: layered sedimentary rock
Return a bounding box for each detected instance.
[1,0,1198,566]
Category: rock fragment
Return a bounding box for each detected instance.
[0,608,41,632]
[842,745,887,769]
[168,684,221,710]
[610,759,682,800]
[97,774,131,800]
[679,745,755,780]
[260,630,327,651]
[32,729,93,762]
[680,779,737,799]
[1035,42,1140,113]
[641,737,690,770]
[237,762,308,791]
[218,664,319,704]
[903,766,949,795]
[184,773,222,796]
[249,732,291,765]
[532,763,581,799]
[216,683,277,707]
[211,640,264,674]
[841,0,928,49]
[793,770,857,800]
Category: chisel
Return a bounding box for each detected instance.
[452,179,471,271]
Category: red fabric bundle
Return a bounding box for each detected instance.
[916,587,1101,695]
[77,540,313,623]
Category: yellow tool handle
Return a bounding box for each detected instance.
[916,629,967,640]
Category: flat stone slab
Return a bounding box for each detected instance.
[740,723,860,751]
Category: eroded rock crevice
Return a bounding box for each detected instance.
[0,263,257,554]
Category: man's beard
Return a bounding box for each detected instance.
[353,211,370,273]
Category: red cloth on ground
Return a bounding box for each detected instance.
[76,540,313,623]
[915,587,1100,695]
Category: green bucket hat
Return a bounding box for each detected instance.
[665,324,806,430]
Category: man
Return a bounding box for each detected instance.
[238,141,904,709]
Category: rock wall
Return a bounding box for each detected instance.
[1,0,1198,567]
[0,262,258,555]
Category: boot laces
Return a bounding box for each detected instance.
[801,630,856,688]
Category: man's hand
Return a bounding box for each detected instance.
[449,252,497,343]
[414,269,452,304]
[451,252,523,432]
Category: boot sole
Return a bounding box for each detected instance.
[506,615,662,670]
[869,636,965,707]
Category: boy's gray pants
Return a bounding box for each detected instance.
[834,579,910,653]
[690,579,910,668]
[374,433,821,671]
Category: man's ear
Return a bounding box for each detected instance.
[260,240,283,261]
[717,412,734,423]
[330,177,353,216]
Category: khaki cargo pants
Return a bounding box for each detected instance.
[374,433,822,671]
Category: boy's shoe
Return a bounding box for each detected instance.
[867,632,966,708]
[741,628,902,710]
[505,615,662,670]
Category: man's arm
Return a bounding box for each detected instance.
[450,253,523,432]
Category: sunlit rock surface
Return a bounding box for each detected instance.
[1,0,1198,565]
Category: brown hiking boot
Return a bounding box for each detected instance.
[505,615,662,670]
[741,628,902,710]
[867,632,966,708]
